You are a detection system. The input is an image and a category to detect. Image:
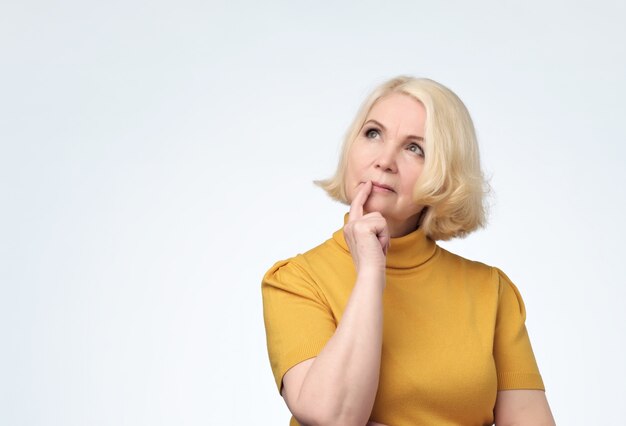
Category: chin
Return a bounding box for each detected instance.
[363,200,392,216]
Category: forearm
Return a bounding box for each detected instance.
[295,270,384,425]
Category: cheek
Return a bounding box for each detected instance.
[347,180,361,203]
[344,161,360,187]
[400,170,422,198]
[343,170,356,203]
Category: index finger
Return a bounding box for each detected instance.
[348,181,372,222]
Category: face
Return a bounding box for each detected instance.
[345,92,426,237]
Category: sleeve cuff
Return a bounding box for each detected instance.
[497,371,545,391]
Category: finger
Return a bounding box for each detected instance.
[378,224,390,255]
[380,236,390,256]
[348,181,372,222]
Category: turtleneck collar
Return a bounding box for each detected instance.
[332,213,438,269]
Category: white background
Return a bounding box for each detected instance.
[1,1,625,424]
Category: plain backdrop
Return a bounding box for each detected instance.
[1,0,625,424]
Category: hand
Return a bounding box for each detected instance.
[343,181,390,275]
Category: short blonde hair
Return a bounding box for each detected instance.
[314,76,490,241]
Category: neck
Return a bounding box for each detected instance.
[387,220,419,238]
[335,212,437,269]
[373,211,423,238]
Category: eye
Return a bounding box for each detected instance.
[407,142,424,157]
[365,128,380,139]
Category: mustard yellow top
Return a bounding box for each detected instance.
[262,215,545,425]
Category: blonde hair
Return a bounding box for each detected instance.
[314,76,491,241]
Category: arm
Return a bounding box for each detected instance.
[494,390,556,426]
[281,181,390,426]
[282,269,384,425]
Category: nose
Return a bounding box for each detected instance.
[375,144,397,173]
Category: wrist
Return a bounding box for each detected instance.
[356,267,386,287]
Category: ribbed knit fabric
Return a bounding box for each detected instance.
[262,214,545,426]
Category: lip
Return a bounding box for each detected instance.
[371,181,395,192]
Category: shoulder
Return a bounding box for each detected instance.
[262,235,340,288]
[263,231,349,283]
[440,249,530,319]
[434,247,525,300]
[436,246,499,280]
[262,253,315,292]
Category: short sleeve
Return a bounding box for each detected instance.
[493,267,545,391]
[261,257,337,394]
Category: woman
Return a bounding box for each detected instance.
[262,76,556,425]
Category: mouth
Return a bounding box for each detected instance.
[370,181,395,192]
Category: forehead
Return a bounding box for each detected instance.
[366,93,426,132]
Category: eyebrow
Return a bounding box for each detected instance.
[363,119,424,141]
